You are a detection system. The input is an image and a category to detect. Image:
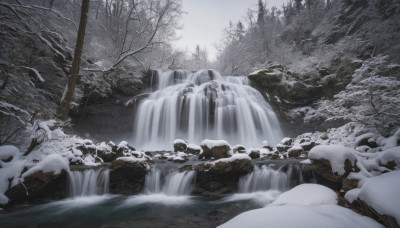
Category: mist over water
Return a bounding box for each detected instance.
[133,69,283,151]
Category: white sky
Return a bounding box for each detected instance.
[174,0,287,61]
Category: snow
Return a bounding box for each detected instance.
[354,133,376,147]
[344,188,361,203]
[271,184,337,206]
[262,141,269,147]
[376,146,400,168]
[218,205,384,228]
[221,190,281,207]
[300,159,312,164]
[309,145,356,175]
[22,154,70,178]
[187,143,201,151]
[280,137,292,145]
[0,160,25,205]
[173,139,186,145]
[21,66,45,82]
[0,145,19,160]
[117,156,147,163]
[37,119,57,140]
[201,139,230,148]
[358,170,400,223]
[117,141,128,149]
[208,153,251,165]
[82,155,101,166]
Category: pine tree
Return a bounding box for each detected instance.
[257,0,265,27]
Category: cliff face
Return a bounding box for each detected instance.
[247,1,400,137]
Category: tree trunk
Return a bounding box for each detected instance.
[59,0,90,119]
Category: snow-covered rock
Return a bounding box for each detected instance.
[358,171,400,225]
[271,184,338,206]
[218,204,384,228]
[219,183,383,228]
[309,144,357,176]
[200,139,231,159]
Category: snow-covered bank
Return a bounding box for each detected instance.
[219,184,384,228]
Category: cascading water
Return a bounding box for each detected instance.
[143,167,196,195]
[67,168,110,197]
[238,164,315,193]
[133,69,283,150]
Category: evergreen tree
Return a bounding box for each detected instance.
[257,0,265,27]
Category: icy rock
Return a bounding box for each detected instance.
[287,146,304,158]
[0,145,19,162]
[173,139,187,152]
[200,139,231,159]
[309,145,358,183]
[186,144,201,154]
[271,184,338,206]
[233,144,247,154]
[248,148,260,159]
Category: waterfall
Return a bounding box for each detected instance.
[133,69,283,150]
[238,164,314,193]
[143,167,196,195]
[68,168,110,197]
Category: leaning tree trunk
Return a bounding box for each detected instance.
[59,0,90,119]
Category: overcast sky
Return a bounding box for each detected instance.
[174,0,287,61]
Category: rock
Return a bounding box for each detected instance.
[349,199,400,228]
[263,145,274,151]
[5,170,68,204]
[233,145,246,154]
[109,159,149,194]
[311,158,358,184]
[342,177,359,192]
[173,139,187,152]
[355,133,379,149]
[200,140,231,159]
[288,146,304,158]
[248,149,260,159]
[97,150,117,163]
[186,144,201,154]
[300,141,316,151]
[248,66,283,87]
[280,137,293,146]
[277,144,291,152]
[191,158,254,195]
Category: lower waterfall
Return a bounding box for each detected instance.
[143,167,196,195]
[67,168,110,197]
[238,164,315,193]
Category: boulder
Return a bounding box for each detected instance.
[187,157,254,195]
[248,149,260,159]
[355,133,379,149]
[109,159,149,194]
[173,139,187,152]
[342,177,359,192]
[200,140,231,159]
[300,141,316,151]
[288,146,304,158]
[5,170,68,204]
[186,144,201,154]
[277,144,291,152]
[233,145,247,154]
[248,66,283,87]
[311,158,357,183]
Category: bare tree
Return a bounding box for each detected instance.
[60,0,90,119]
